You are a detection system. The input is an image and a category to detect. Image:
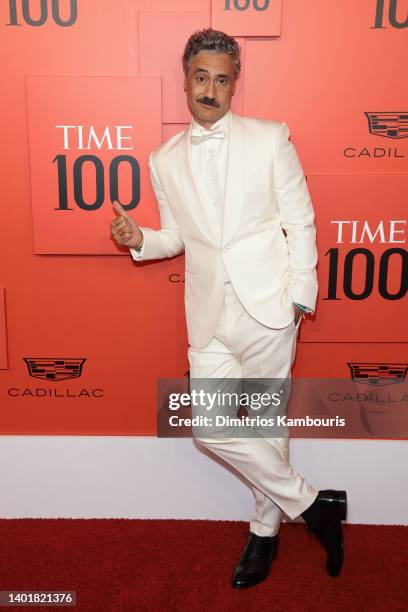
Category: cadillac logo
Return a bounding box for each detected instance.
[23,357,86,381]
[365,112,408,139]
[348,362,408,386]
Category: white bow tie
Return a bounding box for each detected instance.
[191,125,225,145]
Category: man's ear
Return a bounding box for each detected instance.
[183,76,187,92]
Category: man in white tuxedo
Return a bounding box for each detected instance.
[111,28,347,589]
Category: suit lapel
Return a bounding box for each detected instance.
[177,124,217,245]
[222,112,245,246]
[176,110,246,247]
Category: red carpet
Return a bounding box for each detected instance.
[0,520,406,611]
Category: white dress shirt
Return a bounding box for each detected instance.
[190,109,231,283]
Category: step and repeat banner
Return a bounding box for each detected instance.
[0,0,407,435]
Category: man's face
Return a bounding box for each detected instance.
[184,51,237,128]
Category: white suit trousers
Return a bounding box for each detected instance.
[188,281,318,536]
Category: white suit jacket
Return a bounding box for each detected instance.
[131,111,318,349]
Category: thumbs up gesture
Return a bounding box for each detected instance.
[110,200,143,248]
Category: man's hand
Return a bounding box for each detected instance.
[110,200,143,248]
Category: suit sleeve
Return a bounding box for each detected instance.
[273,122,318,313]
[129,152,184,262]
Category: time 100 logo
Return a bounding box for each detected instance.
[53,125,140,211]
[324,221,408,301]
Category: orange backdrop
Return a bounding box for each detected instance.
[1,0,407,434]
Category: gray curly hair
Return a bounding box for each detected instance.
[182,28,241,79]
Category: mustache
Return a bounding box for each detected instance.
[197,97,220,107]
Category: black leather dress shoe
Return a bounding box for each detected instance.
[231,532,279,589]
[301,489,347,577]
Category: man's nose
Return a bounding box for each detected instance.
[204,79,216,100]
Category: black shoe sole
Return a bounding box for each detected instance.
[337,490,347,521]
[232,571,270,589]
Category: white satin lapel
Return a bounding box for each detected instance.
[177,125,217,245]
[222,112,245,246]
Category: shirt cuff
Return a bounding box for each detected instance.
[129,230,145,261]
[294,302,313,313]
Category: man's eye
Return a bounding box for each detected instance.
[218,79,227,85]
